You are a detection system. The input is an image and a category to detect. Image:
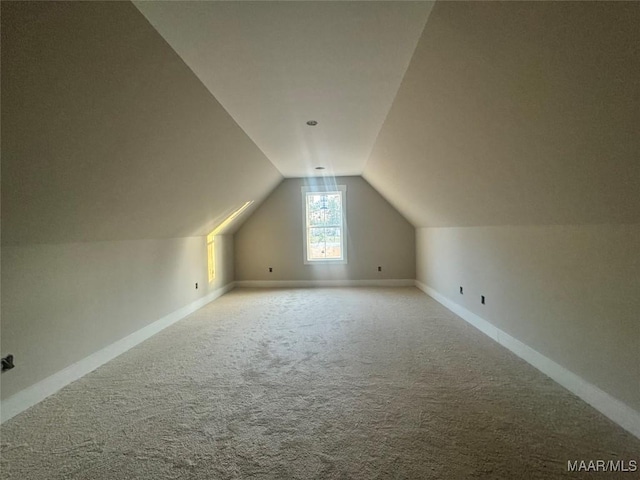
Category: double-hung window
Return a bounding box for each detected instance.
[302,185,347,264]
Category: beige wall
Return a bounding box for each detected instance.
[417,225,640,412]
[368,0,640,421]
[365,1,640,227]
[1,1,281,246]
[1,235,234,400]
[1,1,269,400]
[235,177,415,281]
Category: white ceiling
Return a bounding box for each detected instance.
[364,1,640,227]
[2,1,282,244]
[134,0,434,178]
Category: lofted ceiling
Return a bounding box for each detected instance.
[1,1,282,245]
[365,1,640,227]
[4,1,637,243]
[133,0,434,178]
[135,0,640,228]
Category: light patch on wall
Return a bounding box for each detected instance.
[207,232,216,282]
[207,201,254,282]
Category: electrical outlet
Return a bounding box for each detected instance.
[269,267,273,273]
[1,354,15,372]
[460,286,463,294]
[378,266,382,272]
[481,295,486,305]
[195,282,198,289]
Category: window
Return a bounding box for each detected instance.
[302,185,347,263]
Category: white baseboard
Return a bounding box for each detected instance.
[415,280,640,440]
[235,279,415,288]
[0,282,235,424]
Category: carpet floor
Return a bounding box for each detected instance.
[1,287,638,479]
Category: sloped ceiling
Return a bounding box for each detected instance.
[133,0,434,178]
[4,1,638,243]
[364,1,640,227]
[1,1,282,245]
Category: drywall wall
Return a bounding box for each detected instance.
[235,177,415,282]
[417,225,640,412]
[1,1,273,402]
[365,1,640,227]
[365,0,640,430]
[1,235,233,400]
[1,0,281,246]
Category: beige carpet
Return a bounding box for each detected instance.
[1,287,638,479]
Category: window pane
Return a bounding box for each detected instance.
[307,192,341,227]
[307,194,321,226]
[324,228,342,259]
[308,227,327,260]
[326,194,342,225]
[308,208,327,227]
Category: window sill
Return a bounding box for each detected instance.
[304,259,348,265]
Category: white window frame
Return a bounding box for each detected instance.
[302,184,347,264]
